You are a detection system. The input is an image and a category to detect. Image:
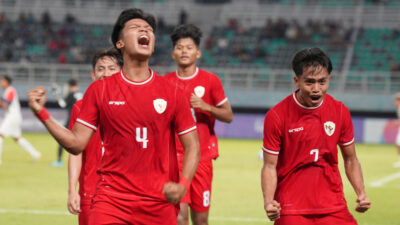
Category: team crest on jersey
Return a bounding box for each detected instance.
[324,121,335,136]
[153,99,167,114]
[194,86,205,98]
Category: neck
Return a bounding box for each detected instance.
[122,55,150,82]
[177,64,197,77]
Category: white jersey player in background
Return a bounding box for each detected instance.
[0,75,41,165]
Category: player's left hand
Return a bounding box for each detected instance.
[190,94,211,112]
[355,194,371,213]
[162,182,187,205]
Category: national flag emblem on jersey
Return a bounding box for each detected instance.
[153,99,167,114]
[324,121,335,136]
[194,86,205,98]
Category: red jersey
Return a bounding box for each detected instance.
[164,68,227,160]
[77,69,196,201]
[262,91,355,215]
[69,100,103,202]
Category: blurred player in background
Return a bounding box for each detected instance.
[165,24,233,225]
[0,75,41,165]
[261,48,370,224]
[51,78,82,167]
[393,92,400,168]
[67,48,123,225]
[28,8,200,225]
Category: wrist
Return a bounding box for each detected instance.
[35,108,50,122]
[179,176,191,192]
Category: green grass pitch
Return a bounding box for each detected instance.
[0,133,399,225]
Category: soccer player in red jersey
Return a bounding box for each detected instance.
[67,48,123,225]
[27,8,200,225]
[261,48,371,225]
[164,24,233,225]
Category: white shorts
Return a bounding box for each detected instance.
[0,116,21,138]
[396,127,400,146]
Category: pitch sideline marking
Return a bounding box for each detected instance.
[370,171,400,187]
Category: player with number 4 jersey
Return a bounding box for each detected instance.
[28,8,200,225]
[261,48,370,225]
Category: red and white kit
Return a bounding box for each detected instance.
[77,70,196,224]
[263,91,355,215]
[165,67,228,212]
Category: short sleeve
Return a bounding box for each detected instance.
[262,109,282,155]
[2,88,16,104]
[211,75,228,106]
[68,102,81,130]
[76,82,100,131]
[339,104,354,146]
[174,86,196,135]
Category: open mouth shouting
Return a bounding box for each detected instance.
[138,35,150,48]
[310,95,322,104]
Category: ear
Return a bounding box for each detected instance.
[91,71,96,81]
[293,76,299,88]
[116,40,124,50]
[171,51,177,61]
[196,50,202,59]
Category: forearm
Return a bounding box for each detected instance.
[68,153,82,194]
[180,133,200,181]
[208,105,233,123]
[344,157,366,196]
[261,164,278,203]
[42,116,86,154]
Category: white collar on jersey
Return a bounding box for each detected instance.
[176,67,199,80]
[292,91,324,110]
[120,69,154,85]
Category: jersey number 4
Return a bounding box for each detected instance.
[136,127,149,149]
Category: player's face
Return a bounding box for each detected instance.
[294,65,330,107]
[172,38,201,67]
[116,19,155,60]
[91,56,121,81]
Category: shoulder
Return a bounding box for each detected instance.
[199,68,220,81]
[73,99,83,109]
[324,94,346,109]
[163,71,177,80]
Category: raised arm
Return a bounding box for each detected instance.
[190,94,233,123]
[340,143,371,213]
[261,153,281,221]
[27,86,94,154]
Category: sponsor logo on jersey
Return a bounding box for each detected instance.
[288,127,304,133]
[194,86,205,98]
[109,101,125,105]
[153,98,167,114]
[324,121,335,136]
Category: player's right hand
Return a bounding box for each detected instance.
[67,191,81,215]
[27,86,47,113]
[355,194,371,213]
[264,200,281,221]
[162,182,187,205]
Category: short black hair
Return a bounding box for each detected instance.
[68,78,78,87]
[111,8,157,53]
[91,47,123,69]
[170,24,203,47]
[2,75,12,84]
[291,48,333,77]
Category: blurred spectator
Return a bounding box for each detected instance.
[179,9,188,25]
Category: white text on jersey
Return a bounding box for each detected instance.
[288,127,304,133]
[109,101,125,105]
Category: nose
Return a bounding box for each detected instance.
[311,83,321,92]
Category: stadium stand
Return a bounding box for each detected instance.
[0,0,398,111]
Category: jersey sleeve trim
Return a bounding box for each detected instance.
[216,97,228,107]
[262,146,279,155]
[76,119,97,131]
[339,137,355,147]
[1,97,11,105]
[177,126,197,136]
